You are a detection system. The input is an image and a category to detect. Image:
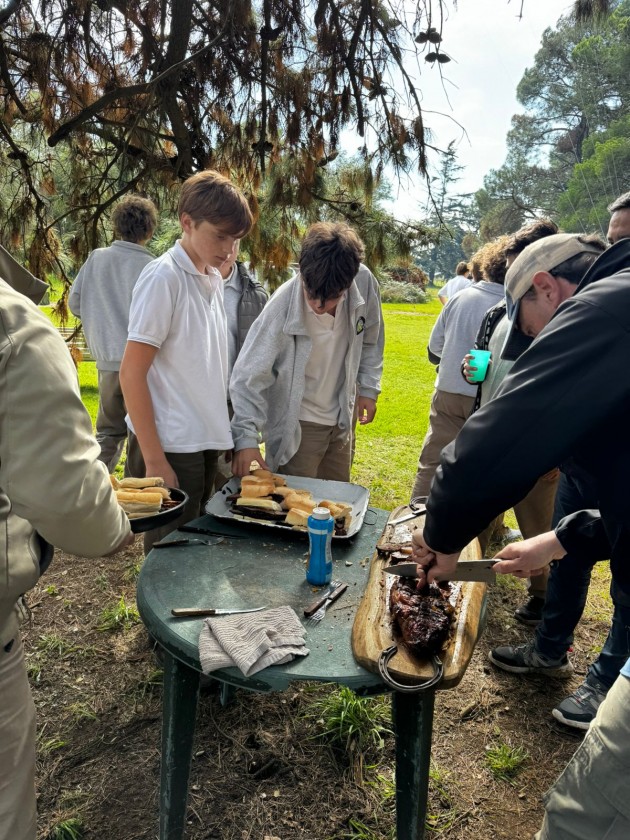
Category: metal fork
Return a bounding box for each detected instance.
[306,580,343,625]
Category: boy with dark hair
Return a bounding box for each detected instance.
[230,221,384,481]
[120,170,253,551]
[69,195,158,471]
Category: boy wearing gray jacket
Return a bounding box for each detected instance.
[230,222,384,481]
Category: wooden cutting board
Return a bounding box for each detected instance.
[351,505,487,690]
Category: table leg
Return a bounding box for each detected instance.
[160,651,200,840]
[392,690,436,840]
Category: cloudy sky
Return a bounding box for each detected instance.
[383,0,573,218]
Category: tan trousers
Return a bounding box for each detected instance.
[126,432,219,554]
[536,673,630,839]
[478,471,559,597]
[0,634,36,840]
[278,420,352,482]
[411,390,476,500]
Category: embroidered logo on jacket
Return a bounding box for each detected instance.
[356,317,365,335]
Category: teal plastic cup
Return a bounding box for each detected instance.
[467,349,491,383]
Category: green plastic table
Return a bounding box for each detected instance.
[136,509,482,840]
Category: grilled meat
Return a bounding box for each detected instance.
[390,577,454,657]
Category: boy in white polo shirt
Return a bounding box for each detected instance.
[230,222,384,482]
[120,170,253,551]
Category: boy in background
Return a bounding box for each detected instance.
[120,171,253,551]
[213,240,268,489]
[230,222,384,482]
[69,195,157,471]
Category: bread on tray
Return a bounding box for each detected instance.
[232,472,353,533]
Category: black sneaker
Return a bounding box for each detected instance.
[489,641,574,678]
[514,596,545,626]
[552,677,608,731]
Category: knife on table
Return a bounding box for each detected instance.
[178,524,247,539]
[171,605,268,618]
[303,581,348,617]
[383,560,496,583]
[387,506,427,527]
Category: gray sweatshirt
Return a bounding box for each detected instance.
[230,264,384,470]
[429,281,505,396]
[68,241,155,370]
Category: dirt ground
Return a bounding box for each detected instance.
[25,538,611,840]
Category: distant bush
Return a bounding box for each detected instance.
[385,264,429,287]
[379,279,428,303]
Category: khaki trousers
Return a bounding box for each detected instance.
[536,673,630,840]
[278,420,352,482]
[411,390,475,500]
[0,634,36,840]
[126,432,219,554]
[96,370,127,472]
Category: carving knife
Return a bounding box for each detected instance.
[387,506,427,527]
[171,605,268,617]
[382,559,496,583]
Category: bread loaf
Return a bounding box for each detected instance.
[116,490,165,506]
[119,476,165,489]
[284,494,316,514]
[240,478,275,498]
[251,469,274,481]
[273,485,305,499]
[236,497,283,512]
[285,508,309,527]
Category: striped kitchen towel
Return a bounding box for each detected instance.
[198,606,309,677]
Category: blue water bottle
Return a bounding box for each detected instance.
[306,507,334,586]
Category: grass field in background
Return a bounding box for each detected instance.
[352,302,440,509]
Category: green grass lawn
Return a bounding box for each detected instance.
[352,302,439,509]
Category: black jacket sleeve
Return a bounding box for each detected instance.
[423,283,630,554]
[555,510,611,563]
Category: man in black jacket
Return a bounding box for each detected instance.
[410,234,630,835]
[413,233,630,685]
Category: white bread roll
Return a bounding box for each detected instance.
[251,469,274,481]
[284,495,316,514]
[236,497,283,512]
[239,480,275,498]
[285,508,309,527]
[116,490,164,505]
[119,476,165,489]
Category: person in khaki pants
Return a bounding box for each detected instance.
[0,262,132,840]
[463,219,560,624]
[229,222,384,481]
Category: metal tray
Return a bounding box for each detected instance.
[205,475,370,540]
[129,487,188,534]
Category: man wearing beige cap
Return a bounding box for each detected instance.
[409,232,630,837]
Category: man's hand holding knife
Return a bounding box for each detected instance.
[410,528,567,584]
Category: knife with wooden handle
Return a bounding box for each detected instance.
[303,581,348,617]
[171,605,267,617]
